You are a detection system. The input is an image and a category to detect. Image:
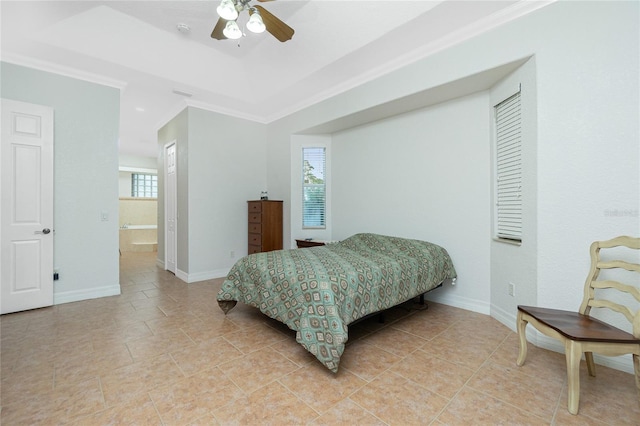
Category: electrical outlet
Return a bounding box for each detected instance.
[508,282,516,297]
[230,250,235,258]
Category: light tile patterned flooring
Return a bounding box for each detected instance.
[1,251,638,425]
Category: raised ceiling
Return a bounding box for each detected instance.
[0,1,552,157]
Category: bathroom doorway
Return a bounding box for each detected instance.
[118,157,158,256]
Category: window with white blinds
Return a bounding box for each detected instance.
[494,91,522,242]
[302,147,326,229]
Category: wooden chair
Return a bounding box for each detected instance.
[516,236,640,415]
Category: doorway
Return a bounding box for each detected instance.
[1,99,54,314]
[164,141,177,274]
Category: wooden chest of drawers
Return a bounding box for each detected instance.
[248,200,283,254]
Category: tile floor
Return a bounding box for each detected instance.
[1,251,638,425]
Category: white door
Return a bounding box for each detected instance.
[1,99,54,314]
[165,142,177,274]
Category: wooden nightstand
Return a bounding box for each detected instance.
[295,239,326,248]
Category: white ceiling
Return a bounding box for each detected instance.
[0,1,551,158]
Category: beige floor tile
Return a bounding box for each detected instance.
[212,381,318,425]
[126,328,195,360]
[171,336,243,375]
[180,316,240,343]
[557,366,640,424]
[220,322,289,354]
[436,387,548,425]
[2,377,105,425]
[54,343,133,387]
[419,333,498,370]
[149,367,244,425]
[390,314,453,341]
[310,398,386,425]
[71,394,163,425]
[279,362,367,413]
[466,361,563,421]
[1,252,638,425]
[100,353,184,407]
[218,347,299,394]
[350,370,449,425]
[391,348,476,398]
[363,326,428,357]
[339,341,402,381]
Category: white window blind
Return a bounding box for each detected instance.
[495,91,522,242]
[302,147,326,228]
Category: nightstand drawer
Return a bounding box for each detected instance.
[248,244,261,254]
[249,223,262,234]
[248,213,261,223]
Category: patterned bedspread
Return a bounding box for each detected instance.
[216,233,457,372]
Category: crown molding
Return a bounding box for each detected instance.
[0,52,127,90]
[263,0,557,124]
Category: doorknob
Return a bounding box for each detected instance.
[35,228,51,235]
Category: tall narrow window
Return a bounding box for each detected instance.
[494,91,522,242]
[302,147,326,228]
[132,173,158,198]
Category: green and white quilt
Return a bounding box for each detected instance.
[217,233,457,372]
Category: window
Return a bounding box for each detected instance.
[131,173,157,198]
[494,91,522,242]
[302,147,326,228]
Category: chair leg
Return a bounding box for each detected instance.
[516,310,528,366]
[585,351,596,377]
[634,354,640,392]
[565,340,582,415]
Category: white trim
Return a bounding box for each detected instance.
[425,288,490,315]
[54,284,121,305]
[119,166,157,174]
[1,53,127,90]
[185,99,267,124]
[491,303,517,332]
[262,1,557,123]
[183,268,229,284]
[175,268,189,283]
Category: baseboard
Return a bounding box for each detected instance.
[176,268,189,283]
[156,257,165,269]
[490,303,517,332]
[54,284,121,305]
[425,289,490,315]
[183,268,229,283]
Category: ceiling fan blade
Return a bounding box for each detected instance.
[254,5,294,42]
[211,17,227,40]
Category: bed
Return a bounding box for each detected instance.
[217,233,457,372]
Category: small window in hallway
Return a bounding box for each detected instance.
[132,173,157,198]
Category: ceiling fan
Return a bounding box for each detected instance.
[211,0,294,42]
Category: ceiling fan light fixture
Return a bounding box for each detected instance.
[217,0,238,21]
[246,9,266,34]
[223,20,243,39]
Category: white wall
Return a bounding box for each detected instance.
[330,93,491,312]
[265,0,639,356]
[489,59,538,327]
[157,107,267,282]
[1,61,121,304]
